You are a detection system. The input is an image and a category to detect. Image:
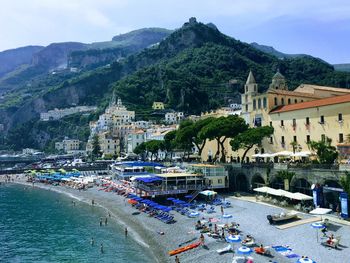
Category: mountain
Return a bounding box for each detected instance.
[0,46,44,78]
[2,18,350,150]
[333,63,350,72]
[250,42,304,59]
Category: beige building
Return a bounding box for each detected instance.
[55,138,80,153]
[201,71,350,162]
[152,102,165,110]
[99,132,120,156]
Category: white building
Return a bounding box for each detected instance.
[40,106,97,121]
[165,111,184,124]
[127,130,146,153]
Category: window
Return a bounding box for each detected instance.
[292,119,296,127]
[245,95,248,102]
[270,137,273,144]
[338,113,343,122]
[281,136,285,144]
[320,115,324,124]
[288,98,291,104]
[321,134,326,142]
[306,135,310,143]
[245,105,248,112]
[258,98,261,109]
[218,179,223,184]
[306,117,310,125]
[245,87,248,92]
[253,99,256,110]
[280,120,284,127]
[281,98,285,105]
[263,97,267,109]
[339,133,344,143]
[293,136,297,142]
[274,97,278,106]
[295,99,298,103]
[269,121,273,127]
[301,100,304,102]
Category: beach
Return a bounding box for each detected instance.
[1,174,350,263]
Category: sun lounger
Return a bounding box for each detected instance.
[216,245,232,254]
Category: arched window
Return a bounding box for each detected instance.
[263,97,267,109]
[274,97,278,106]
[258,98,261,109]
[253,99,256,110]
[295,99,297,103]
[288,98,291,104]
[281,98,285,105]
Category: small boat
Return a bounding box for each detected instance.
[216,245,233,254]
[168,241,201,256]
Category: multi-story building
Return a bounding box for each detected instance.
[55,138,80,153]
[98,132,120,156]
[201,71,350,162]
[165,111,184,124]
[40,106,97,121]
[152,102,165,110]
[127,130,146,153]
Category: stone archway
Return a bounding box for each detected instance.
[233,173,249,192]
[270,176,284,189]
[251,174,265,189]
[291,178,312,195]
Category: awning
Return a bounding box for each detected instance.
[291,192,313,201]
[309,208,332,215]
[291,151,312,157]
[200,190,217,196]
[273,151,293,157]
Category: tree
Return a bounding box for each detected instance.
[230,126,273,163]
[340,171,350,196]
[200,115,248,162]
[163,130,177,161]
[133,142,147,160]
[145,140,163,161]
[308,137,338,164]
[91,134,101,159]
[275,170,295,190]
[290,141,298,154]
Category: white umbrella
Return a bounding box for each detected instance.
[274,151,293,157]
[237,246,253,259]
[252,153,262,157]
[297,258,316,263]
[253,186,271,194]
[200,190,217,196]
[291,151,312,157]
[226,235,241,243]
[292,192,313,201]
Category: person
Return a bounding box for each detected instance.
[195,220,202,230]
[214,224,218,234]
[90,237,94,246]
[242,235,252,244]
[105,217,108,226]
[125,227,128,237]
[99,218,103,227]
[321,226,328,237]
[200,233,205,245]
[108,212,111,218]
[175,255,180,263]
[327,234,334,245]
[221,206,224,215]
[100,243,104,253]
[255,244,265,254]
[92,199,95,206]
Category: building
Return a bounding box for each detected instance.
[152,102,165,110]
[40,106,97,121]
[55,138,80,153]
[189,164,229,189]
[201,70,350,162]
[165,111,184,124]
[127,130,146,153]
[99,132,120,156]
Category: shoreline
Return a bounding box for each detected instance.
[8,179,166,263]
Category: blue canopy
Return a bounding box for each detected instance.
[116,161,165,167]
[135,176,163,183]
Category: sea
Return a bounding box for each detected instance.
[0,184,154,263]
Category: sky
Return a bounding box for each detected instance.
[0,0,349,64]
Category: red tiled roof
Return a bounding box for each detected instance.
[270,94,350,114]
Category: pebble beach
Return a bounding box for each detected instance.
[1,174,350,263]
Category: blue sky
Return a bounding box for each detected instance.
[0,0,349,63]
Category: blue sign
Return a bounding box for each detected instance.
[340,192,348,219]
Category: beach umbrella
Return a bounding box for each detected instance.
[188,211,200,218]
[311,222,325,242]
[237,246,252,258]
[226,235,241,243]
[167,197,175,201]
[296,258,316,263]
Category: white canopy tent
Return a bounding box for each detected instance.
[291,151,312,157]
[273,151,294,157]
[292,192,313,201]
[309,208,332,215]
[253,187,313,200]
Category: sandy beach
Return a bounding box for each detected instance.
[2,174,350,263]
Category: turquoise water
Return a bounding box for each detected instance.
[0,184,154,263]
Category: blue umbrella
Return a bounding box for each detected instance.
[237,246,252,255]
[297,258,315,263]
[311,222,325,243]
[226,235,241,243]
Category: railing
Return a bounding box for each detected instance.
[242,163,274,169]
[288,163,339,170]
[136,183,204,192]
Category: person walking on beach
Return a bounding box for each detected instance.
[175,255,180,263]
[125,227,128,237]
[105,217,108,226]
[92,199,95,206]
[100,243,104,253]
[200,233,205,245]
[99,218,103,227]
[90,237,94,246]
[221,206,224,215]
[108,212,111,218]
